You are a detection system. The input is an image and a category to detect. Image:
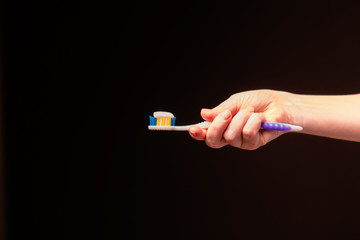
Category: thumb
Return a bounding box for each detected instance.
[201,97,240,121]
[201,107,226,121]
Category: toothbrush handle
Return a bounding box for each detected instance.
[260,122,302,131]
[261,122,291,131]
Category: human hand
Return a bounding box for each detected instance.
[189,89,298,150]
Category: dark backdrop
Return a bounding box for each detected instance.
[3,1,360,239]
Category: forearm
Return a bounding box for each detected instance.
[289,93,360,142]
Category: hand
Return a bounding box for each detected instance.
[189,89,298,150]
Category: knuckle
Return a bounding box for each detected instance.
[224,130,237,143]
[206,130,220,143]
[243,129,256,138]
[205,139,219,149]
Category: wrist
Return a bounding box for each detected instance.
[268,90,305,128]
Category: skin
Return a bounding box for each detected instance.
[189,89,360,150]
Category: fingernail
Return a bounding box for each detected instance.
[221,109,231,120]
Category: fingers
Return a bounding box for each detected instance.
[228,111,283,150]
[223,107,254,147]
[190,107,282,150]
[241,113,266,150]
[205,109,232,148]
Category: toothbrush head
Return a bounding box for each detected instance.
[149,111,176,128]
[148,111,210,131]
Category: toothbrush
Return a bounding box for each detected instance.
[148,111,303,132]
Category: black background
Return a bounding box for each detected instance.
[3,1,360,239]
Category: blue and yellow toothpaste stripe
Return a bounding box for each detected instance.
[149,116,176,126]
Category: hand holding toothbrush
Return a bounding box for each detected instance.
[189,89,360,149]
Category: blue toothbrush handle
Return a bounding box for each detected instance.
[261,122,301,131]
